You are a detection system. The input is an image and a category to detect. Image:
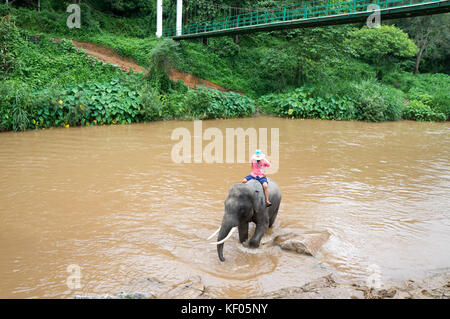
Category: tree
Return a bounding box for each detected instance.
[347,25,418,78]
[260,47,298,90]
[393,14,450,74]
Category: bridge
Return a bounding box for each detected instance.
[158,0,450,40]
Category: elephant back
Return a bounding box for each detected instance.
[246,179,266,211]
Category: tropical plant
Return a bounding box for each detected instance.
[148,38,181,92]
[402,100,446,122]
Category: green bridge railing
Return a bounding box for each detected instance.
[163,0,446,37]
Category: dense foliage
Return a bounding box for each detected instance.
[1,1,449,132]
[0,76,256,131]
[258,81,408,122]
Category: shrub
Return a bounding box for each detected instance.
[140,86,164,121]
[259,81,405,122]
[382,70,420,91]
[0,16,23,75]
[0,80,31,131]
[178,87,255,120]
[406,73,450,120]
[402,100,446,122]
[11,105,30,132]
[258,87,356,121]
[208,89,256,119]
[208,37,240,58]
[183,87,213,119]
[259,48,299,90]
[348,80,404,122]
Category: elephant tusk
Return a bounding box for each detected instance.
[207,227,221,240]
[210,227,237,245]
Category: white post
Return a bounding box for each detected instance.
[156,0,163,38]
[176,0,183,36]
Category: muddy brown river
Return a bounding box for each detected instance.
[0,117,449,298]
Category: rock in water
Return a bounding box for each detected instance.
[273,230,329,256]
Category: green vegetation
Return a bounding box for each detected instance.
[258,81,404,122]
[0,1,153,38]
[1,1,449,132]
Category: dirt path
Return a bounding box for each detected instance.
[72,40,229,91]
[73,40,147,73]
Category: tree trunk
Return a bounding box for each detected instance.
[414,46,425,75]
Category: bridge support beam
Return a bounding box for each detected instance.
[156,0,163,38]
[176,0,183,36]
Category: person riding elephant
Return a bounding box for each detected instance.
[208,176,281,262]
[241,149,272,207]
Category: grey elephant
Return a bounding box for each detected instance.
[208,178,281,262]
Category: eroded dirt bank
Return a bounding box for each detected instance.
[71,40,229,91]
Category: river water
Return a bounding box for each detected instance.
[0,117,449,298]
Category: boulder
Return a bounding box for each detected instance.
[272,229,329,256]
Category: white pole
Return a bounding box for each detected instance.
[176,0,183,36]
[156,0,163,38]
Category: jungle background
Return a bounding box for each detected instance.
[1,0,449,131]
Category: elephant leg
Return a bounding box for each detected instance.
[249,217,269,248]
[238,222,249,243]
[269,203,280,228]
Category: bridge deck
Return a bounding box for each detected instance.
[163,0,450,40]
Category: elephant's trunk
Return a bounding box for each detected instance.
[216,219,237,262]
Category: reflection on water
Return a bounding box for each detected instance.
[0,118,449,298]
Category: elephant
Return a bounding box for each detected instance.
[208,178,281,262]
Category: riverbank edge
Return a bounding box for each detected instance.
[74,271,449,299]
[248,272,450,299]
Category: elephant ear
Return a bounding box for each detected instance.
[251,188,265,213]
